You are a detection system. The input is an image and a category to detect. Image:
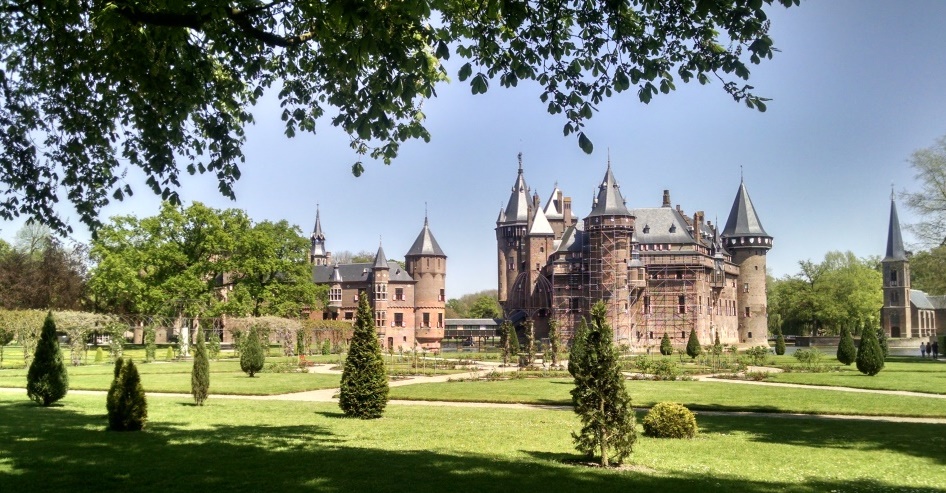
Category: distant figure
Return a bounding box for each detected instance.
[933,340,940,359]
[921,343,927,358]
[926,342,933,359]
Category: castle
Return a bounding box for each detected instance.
[496,157,772,348]
[309,208,447,350]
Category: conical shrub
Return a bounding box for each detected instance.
[836,326,856,365]
[660,332,673,356]
[192,328,210,405]
[856,325,885,376]
[339,293,389,419]
[107,359,147,431]
[685,328,701,359]
[240,325,266,377]
[27,312,69,406]
[774,329,786,356]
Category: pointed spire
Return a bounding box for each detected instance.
[373,244,389,269]
[529,205,554,235]
[503,153,531,224]
[330,262,343,282]
[722,179,770,239]
[407,216,446,257]
[544,186,564,219]
[884,196,907,261]
[312,205,325,241]
[587,162,631,217]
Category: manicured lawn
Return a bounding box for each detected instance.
[388,378,946,418]
[765,357,946,394]
[0,359,341,395]
[0,394,943,492]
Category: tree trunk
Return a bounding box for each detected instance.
[599,398,608,467]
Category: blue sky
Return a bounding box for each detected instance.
[3,0,946,297]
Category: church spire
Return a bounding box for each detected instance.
[884,195,907,261]
[502,153,531,224]
[310,205,328,265]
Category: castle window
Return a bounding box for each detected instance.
[329,288,342,302]
[375,311,386,327]
[437,313,443,328]
[345,312,353,320]
[374,283,387,301]
[423,313,430,328]
[745,307,751,318]
[395,288,405,301]
[678,295,686,314]
[643,296,651,314]
[890,270,898,285]
[439,289,445,302]
[394,312,404,327]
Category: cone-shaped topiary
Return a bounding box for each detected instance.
[94,347,104,362]
[165,347,174,361]
[570,301,636,467]
[774,328,786,356]
[240,325,266,377]
[27,312,69,406]
[836,326,856,365]
[876,328,889,360]
[660,332,673,356]
[685,328,701,359]
[508,326,520,355]
[191,327,210,406]
[339,292,389,419]
[642,402,698,439]
[107,358,147,431]
[856,324,885,376]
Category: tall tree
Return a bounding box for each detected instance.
[0,227,88,311]
[468,295,502,319]
[191,327,210,405]
[339,293,388,419]
[569,301,636,467]
[26,312,69,406]
[908,246,946,295]
[0,1,798,233]
[903,134,946,246]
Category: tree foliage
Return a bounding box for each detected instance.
[903,134,946,246]
[660,332,673,356]
[239,324,266,377]
[445,290,500,318]
[191,327,210,405]
[768,251,882,336]
[855,324,885,376]
[685,328,701,359]
[26,312,69,406]
[0,0,798,233]
[774,327,786,356]
[107,358,148,431]
[909,246,946,295]
[0,226,87,311]
[569,301,636,467]
[339,293,388,419]
[548,319,561,367]
[836,325,856,366]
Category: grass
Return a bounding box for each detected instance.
[0,393,943,492]
[388,378,946,418]
[0,359,341,395]
[765,357,946,394]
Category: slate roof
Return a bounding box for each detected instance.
[529,206,554,235]
[884,198,907,261]
[312,262,414,283]
[503,164,531,224]
[445,318,500,327]
[911,289,937,310]
[555,222,586,254]
[587,164,632,217]
[722,180,770,238]
[406,217,446,257]
[544,187,564,219]
[372,245,389,269]
[631,208,696,244]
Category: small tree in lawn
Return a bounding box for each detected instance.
[339,292,389,419]
[107,358,147,431]
[499,321,513,366]
[548,319,561,367]
[191,327,210,406]
[524,320,536,366]
[685,328,701,360]
[508,325,521,357]
[143,325,157,362]
[240,324,266,377]
[660,332,673,356]
[774,327,786,356]
[856,323,885,376]
[570,301,636,467]
[836,326,856,366]
[27,312,69,406]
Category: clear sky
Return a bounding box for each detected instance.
[3,0,946,298]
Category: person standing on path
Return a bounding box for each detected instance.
[926,342,932,359]
[933,340,939,359]
[921,342,927,358]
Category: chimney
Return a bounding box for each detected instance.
[564,197,573,226]
[662,190,671,208]
[694,211,704,243]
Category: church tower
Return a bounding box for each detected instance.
[406,215,447,349]
[496,154,532,311]
[722,178,773,345]
[310,206,330,265]
[370,244,389,326]
[881,194,911,338]
[583,162,635,338]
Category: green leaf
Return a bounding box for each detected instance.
[458,63,472,81]
[352,162,364,177]
[578,132,593,154]
[435,40,450,60]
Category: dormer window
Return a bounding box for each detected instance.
[669,224,676,233]
[642,224,650,234]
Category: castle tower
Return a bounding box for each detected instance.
[583,162,635,340]
[406,215,447,349]
[496,154,532,310]
[310,206,330,265]
[371,244,390,332]
[880,194,911,338]
[721,178,773,345]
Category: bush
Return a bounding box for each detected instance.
[793,348,824,371]
[836,326,856,365]
[240,325,266,377]
[774,329,786,356]
[94,347,104,363]
[642,402,698,439]
[339,293,389,419]
[191,328,210,406]
[856,324,885,376]
[107,358,147,431]
[207,331,221,360]
[165,347,174,361]
[144,326,157,362]
[686,328,701,359]
[633,355,652,373]
[651,359,681,381]
[876,329,889,360]
[321,339,331,355]
[660,332,672,356]
[27,312,69,406]
[745,346,769,366]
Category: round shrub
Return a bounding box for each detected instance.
[642,402,698,439]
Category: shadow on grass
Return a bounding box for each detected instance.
[696,413,946,466]
[0,400,942,493]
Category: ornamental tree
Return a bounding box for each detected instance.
[107,358,148,431]
[570,301,636,467]
[191,327,210,406]
[0,1,798,233]
[660,332,673,356]
[686,328,701,359]
[339,293,389,419]
[240,324,266,377]
[855,324,885,376]
[26,312,69,406]
[836,326,856,366]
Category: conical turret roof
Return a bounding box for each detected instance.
[529,205,554,236]
[373,244,389,269]
[587,162,631,217]
[406,216,446,257]
[884,196,907,261]
[722,179,770,239]
[544,186,564,219]
[503,157,531,224]
[311,207,325,241]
